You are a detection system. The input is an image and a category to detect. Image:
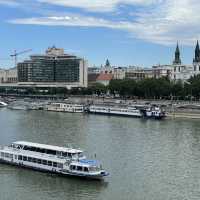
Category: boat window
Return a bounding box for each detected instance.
[32,158,37,163]
[77,166,83,171]
[1,152,4,157]
[15,155,17,160]
[42,160,47,165]
[70,165,76,170]
[37,159,42,164]
[23,156,27,161]
[68,153,72,158]
[47,161,52,166]
[46,150,56,155]
[28,157,32,162]
[5,153,9,158]
[78,152,83,158]
[57,163,63,168]
[28,147,35,151]
[23,146,30,150]
[84,167,89,172]
[18,155,22,160]
[70,165,73,170]
[62,152,68,157]
[40,149,45,153]
[53,162,57,167]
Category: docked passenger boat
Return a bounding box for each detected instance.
[0,141,109,180]
[46,103,84,113]
[88,105,143,117]
[144,106,166,119]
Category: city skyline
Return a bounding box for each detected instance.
[0,0,200,68]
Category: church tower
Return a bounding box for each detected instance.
[173,42,181,65]
[193,40,200,63]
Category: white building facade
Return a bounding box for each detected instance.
[0,68,17,84]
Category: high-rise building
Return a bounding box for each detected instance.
[17,47,88,89]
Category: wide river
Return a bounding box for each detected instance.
[0,108,200,200]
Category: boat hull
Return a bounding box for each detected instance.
[0,159,106,180]
[88,111,142,118]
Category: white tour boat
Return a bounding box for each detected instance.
[88,105,143,117]
[0,141,108,180]
[46,103,84,113]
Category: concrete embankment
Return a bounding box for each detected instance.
[167,112,200,119]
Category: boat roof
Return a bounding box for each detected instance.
[12,141,83,154]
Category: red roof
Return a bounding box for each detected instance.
[97,73,113,81]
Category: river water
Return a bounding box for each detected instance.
[0,109,200,200]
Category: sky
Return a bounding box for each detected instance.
[0,0,199,68]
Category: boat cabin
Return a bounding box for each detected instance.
[69,159,102,173]
[11,141,85,160]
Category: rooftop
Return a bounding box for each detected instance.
[97,73,113,81]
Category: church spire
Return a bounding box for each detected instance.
[193,40,200,63]
[173,42,181,65]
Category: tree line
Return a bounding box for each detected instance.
[87,75,200,100]
[1,75,200,100]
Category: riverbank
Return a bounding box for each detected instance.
[167,112,200,119]
[1,94,200,119]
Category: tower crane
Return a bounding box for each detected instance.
[10,49,32,67]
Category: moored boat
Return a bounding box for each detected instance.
[88,105,143,117]
[46,103,84,113]
[0,141,109,180]
[144,106,166,119]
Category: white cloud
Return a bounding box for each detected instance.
[0,0,19,6]
[7,0,200,46]
[37,0,160,12]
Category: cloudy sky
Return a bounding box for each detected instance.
[0,0,199,68]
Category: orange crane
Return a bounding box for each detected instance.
[10,49,32,67]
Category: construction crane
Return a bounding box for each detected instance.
[10,49,32,67]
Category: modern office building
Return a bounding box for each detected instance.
[17,47,88,89]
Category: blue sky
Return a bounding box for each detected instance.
[0,0,199,68]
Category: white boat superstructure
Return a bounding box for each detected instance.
[46,103,84,113]
[0,141,109,180]
[12,141,86,160]
[145,106,166,119]
[0,101,8,107]
[88,105,143,117]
